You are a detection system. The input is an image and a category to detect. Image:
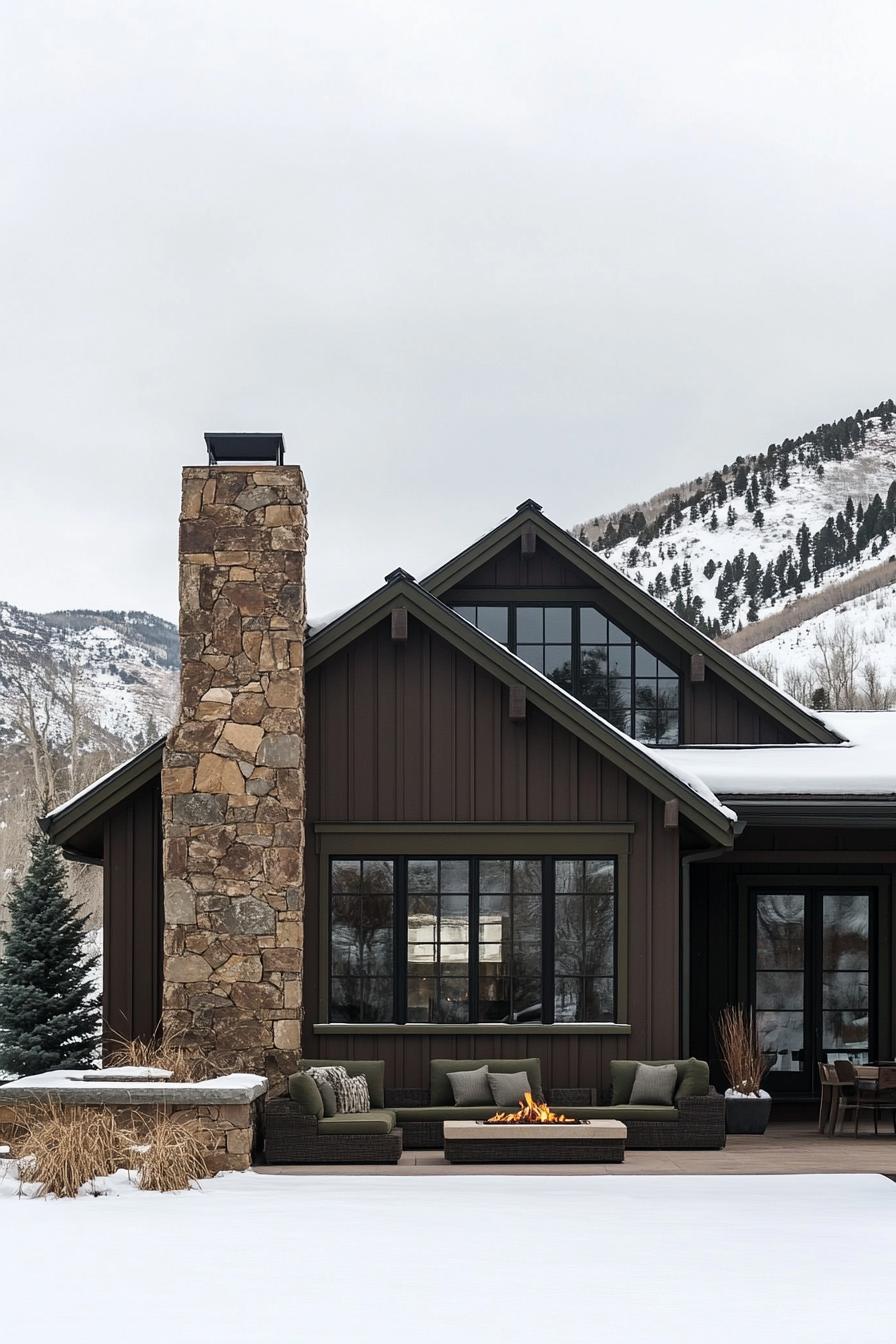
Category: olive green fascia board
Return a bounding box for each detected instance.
[306,579,733,846]
[40,738,165,850]
[311,1022,632,1036]
[305,579,414,671]
[423,507,840,747]
[314,822,636,848]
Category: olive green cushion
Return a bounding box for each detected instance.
[431,1058,543,1107]
[287,1071,324,1119]
[395,1106,505,1124]
[561,1105,679,1123]
[394,1104,679,1125]
[299,1059,385,1109]
[610,1058,709,1105]
[317,1109,396,1136]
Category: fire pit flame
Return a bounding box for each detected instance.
[486,1091,578,1124]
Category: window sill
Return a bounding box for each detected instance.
[312,1022,632,1036]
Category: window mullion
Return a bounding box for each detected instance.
[544,856,555,1025]
[470,857,478,1024]
[396,857,407,1024]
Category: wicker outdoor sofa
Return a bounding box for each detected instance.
[263,1056,726,1164]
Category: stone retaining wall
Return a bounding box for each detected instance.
[162,465,307,1088]
[0,1100,258,1174]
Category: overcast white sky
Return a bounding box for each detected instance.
[3,2,896,622]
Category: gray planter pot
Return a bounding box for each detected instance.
[725,1095,772,1134]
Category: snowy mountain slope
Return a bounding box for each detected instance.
[0,603,178,749]
[741,579,896,707]
[577,400,896,637]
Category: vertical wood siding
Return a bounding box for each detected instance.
[304,616,682,1093]
[102,778,163,1049]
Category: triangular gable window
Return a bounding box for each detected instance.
[453,600,679,745]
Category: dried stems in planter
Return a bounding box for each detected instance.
[716,1004,768,1096]
[105,1023,211,1083]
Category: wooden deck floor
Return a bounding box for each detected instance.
[258,1121,896,1177]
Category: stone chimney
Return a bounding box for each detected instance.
[161,445,306,1087]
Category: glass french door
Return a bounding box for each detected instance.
[751,888,873,1096]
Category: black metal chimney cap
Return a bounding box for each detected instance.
[204,433,285,466]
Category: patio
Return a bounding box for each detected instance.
[259,1120,896,1176]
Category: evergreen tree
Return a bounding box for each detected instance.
[726,505,737,527]
[0,823,100,1077]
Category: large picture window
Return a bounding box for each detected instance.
[329,855,617,1025]
[452,602,679,745]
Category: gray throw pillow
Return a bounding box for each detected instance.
[629,1062,677,1105]
[333,1072,371,1114]
[487,1071,532,1108]
[317,1079,338,1117]
[305,1065,347,1118]
[447,1065,492,1105]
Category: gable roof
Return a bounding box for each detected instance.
[420,500,842,747]
[306,573,736,847]
[40,737,164,862]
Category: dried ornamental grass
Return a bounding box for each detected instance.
[105,1024,210,1082]
[716,1003,768,1096]
[128,1110,211,1192]
[14,1102,127,1199]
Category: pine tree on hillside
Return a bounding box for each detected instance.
[0,823,100,1077]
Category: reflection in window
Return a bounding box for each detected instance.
[450,601,680,745]
[553,859,616,1023]
[755,894,805,1072]
[822,892,870,1061]
[407,859,471,1024]
[452,605,509,646]
[328,855,618,1025]
[478,859,543,1024]
[330,859,395,1023]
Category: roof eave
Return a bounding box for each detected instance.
[41,738,165,850]
[307,578,735,848]
[422,505,841,747]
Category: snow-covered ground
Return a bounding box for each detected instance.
[1,1170,894,1342]
[748,581,896,689]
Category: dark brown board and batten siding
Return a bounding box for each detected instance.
[443,540,798,745]
[304,614,683,1094]
[102,778,163,1048]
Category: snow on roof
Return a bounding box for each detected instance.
[43,737,165,822]
[661,711,896,798]
[306,606,350,636]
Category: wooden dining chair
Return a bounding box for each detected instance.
[817,1062,837,1133]
[833,1060,896,1135]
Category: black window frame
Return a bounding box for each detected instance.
[452,601,682,746]
[328,854,618,1025]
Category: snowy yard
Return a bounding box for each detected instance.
[2,1170,895,1342]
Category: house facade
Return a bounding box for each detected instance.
[43,446,896,1101]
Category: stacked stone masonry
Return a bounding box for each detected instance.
[0,1101,257,1174]
[162,465,307,1088]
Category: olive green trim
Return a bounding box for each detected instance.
[421,506,839,747]
[311,1022,633,1036]
[39,737,165,851]
[306,579,734,846]
[316,827,632,1025]
[447,587,613,603]
[315,822,636,839]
